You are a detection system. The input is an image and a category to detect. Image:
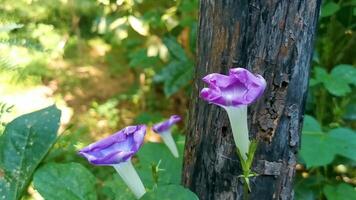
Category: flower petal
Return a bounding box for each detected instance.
[202,73,235,88]
[152,115,181,133]
[200,68,266,107]
[78,125,146,166]
[200,87,225,106]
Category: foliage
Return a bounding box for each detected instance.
[33,162,97,200]
[300,118,356,167]
[0,0,354,199]
[296,0,356,199]
[0,105,61,199]
[141,185,199,200]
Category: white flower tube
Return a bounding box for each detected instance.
[152,115,181,158]
[160,131,179,158]
[113,159,146,199]
[224,105,249,160]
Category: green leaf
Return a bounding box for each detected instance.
[154,60,193,96]
[331,64,356,86]
[312,66,353,96]
[300,134,335,168]
[0,105,61,200]
[33,162,97,200]
[163,62,193,96]
[163,37,188,61]
[141,185,198,200]
[323,78,351,96]
[328,128,356,161]
[311,67,329,86]
[300,127,356,168]
[128,49,160,68]
[323,183,356,200]
[136,136,185,187]
[321,2,340,17]
[101,174,136,200]
[303,115,322,133]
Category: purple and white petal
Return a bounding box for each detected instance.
[200,68,266,107]
[78,125,146,166]
[152,115,182,133]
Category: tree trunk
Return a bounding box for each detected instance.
[182,1,321,200]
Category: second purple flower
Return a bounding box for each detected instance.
[152,115,182,158]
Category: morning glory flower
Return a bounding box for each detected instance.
[78,125,146,199]
[200,68,266,160]
[152,115,181,158]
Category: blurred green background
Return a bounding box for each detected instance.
[0,0,355,199]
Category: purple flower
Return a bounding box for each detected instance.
[78,125,146,166]
[200,68,266,107]
[152,115,181,134]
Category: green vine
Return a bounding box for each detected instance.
[237,140,259,199]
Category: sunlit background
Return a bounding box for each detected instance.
[0,0,355,199]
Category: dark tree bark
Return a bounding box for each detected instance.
[182,1,321,200]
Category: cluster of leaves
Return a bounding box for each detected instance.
[1,0,355,199]
[296,0,356,199]
[63,0,198,97]
[0,106,197,199]
[0,0,198,199]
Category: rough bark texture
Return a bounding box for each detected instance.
[182,1,321,200]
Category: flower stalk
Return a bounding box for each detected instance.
[152,115,181,158]
[224,105,249,160]
[113,159,146,199]
[159,131,179,158]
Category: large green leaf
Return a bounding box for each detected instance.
[141,185,198,200]
[0,105,61,200]
[33,162,97,200]
[310,66,353,96]
[331,64,356,86]
[303,115,322,133]
[324,78,351,97]
[300,133,335,168]
[328,128,356,161]
[136,136,185,187]
[300,117,356,168]
[323,183,356,200]
[101,174,136,200]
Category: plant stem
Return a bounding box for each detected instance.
[113,159,146,199]
[243,182,249,200]
[316,88,326,126]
